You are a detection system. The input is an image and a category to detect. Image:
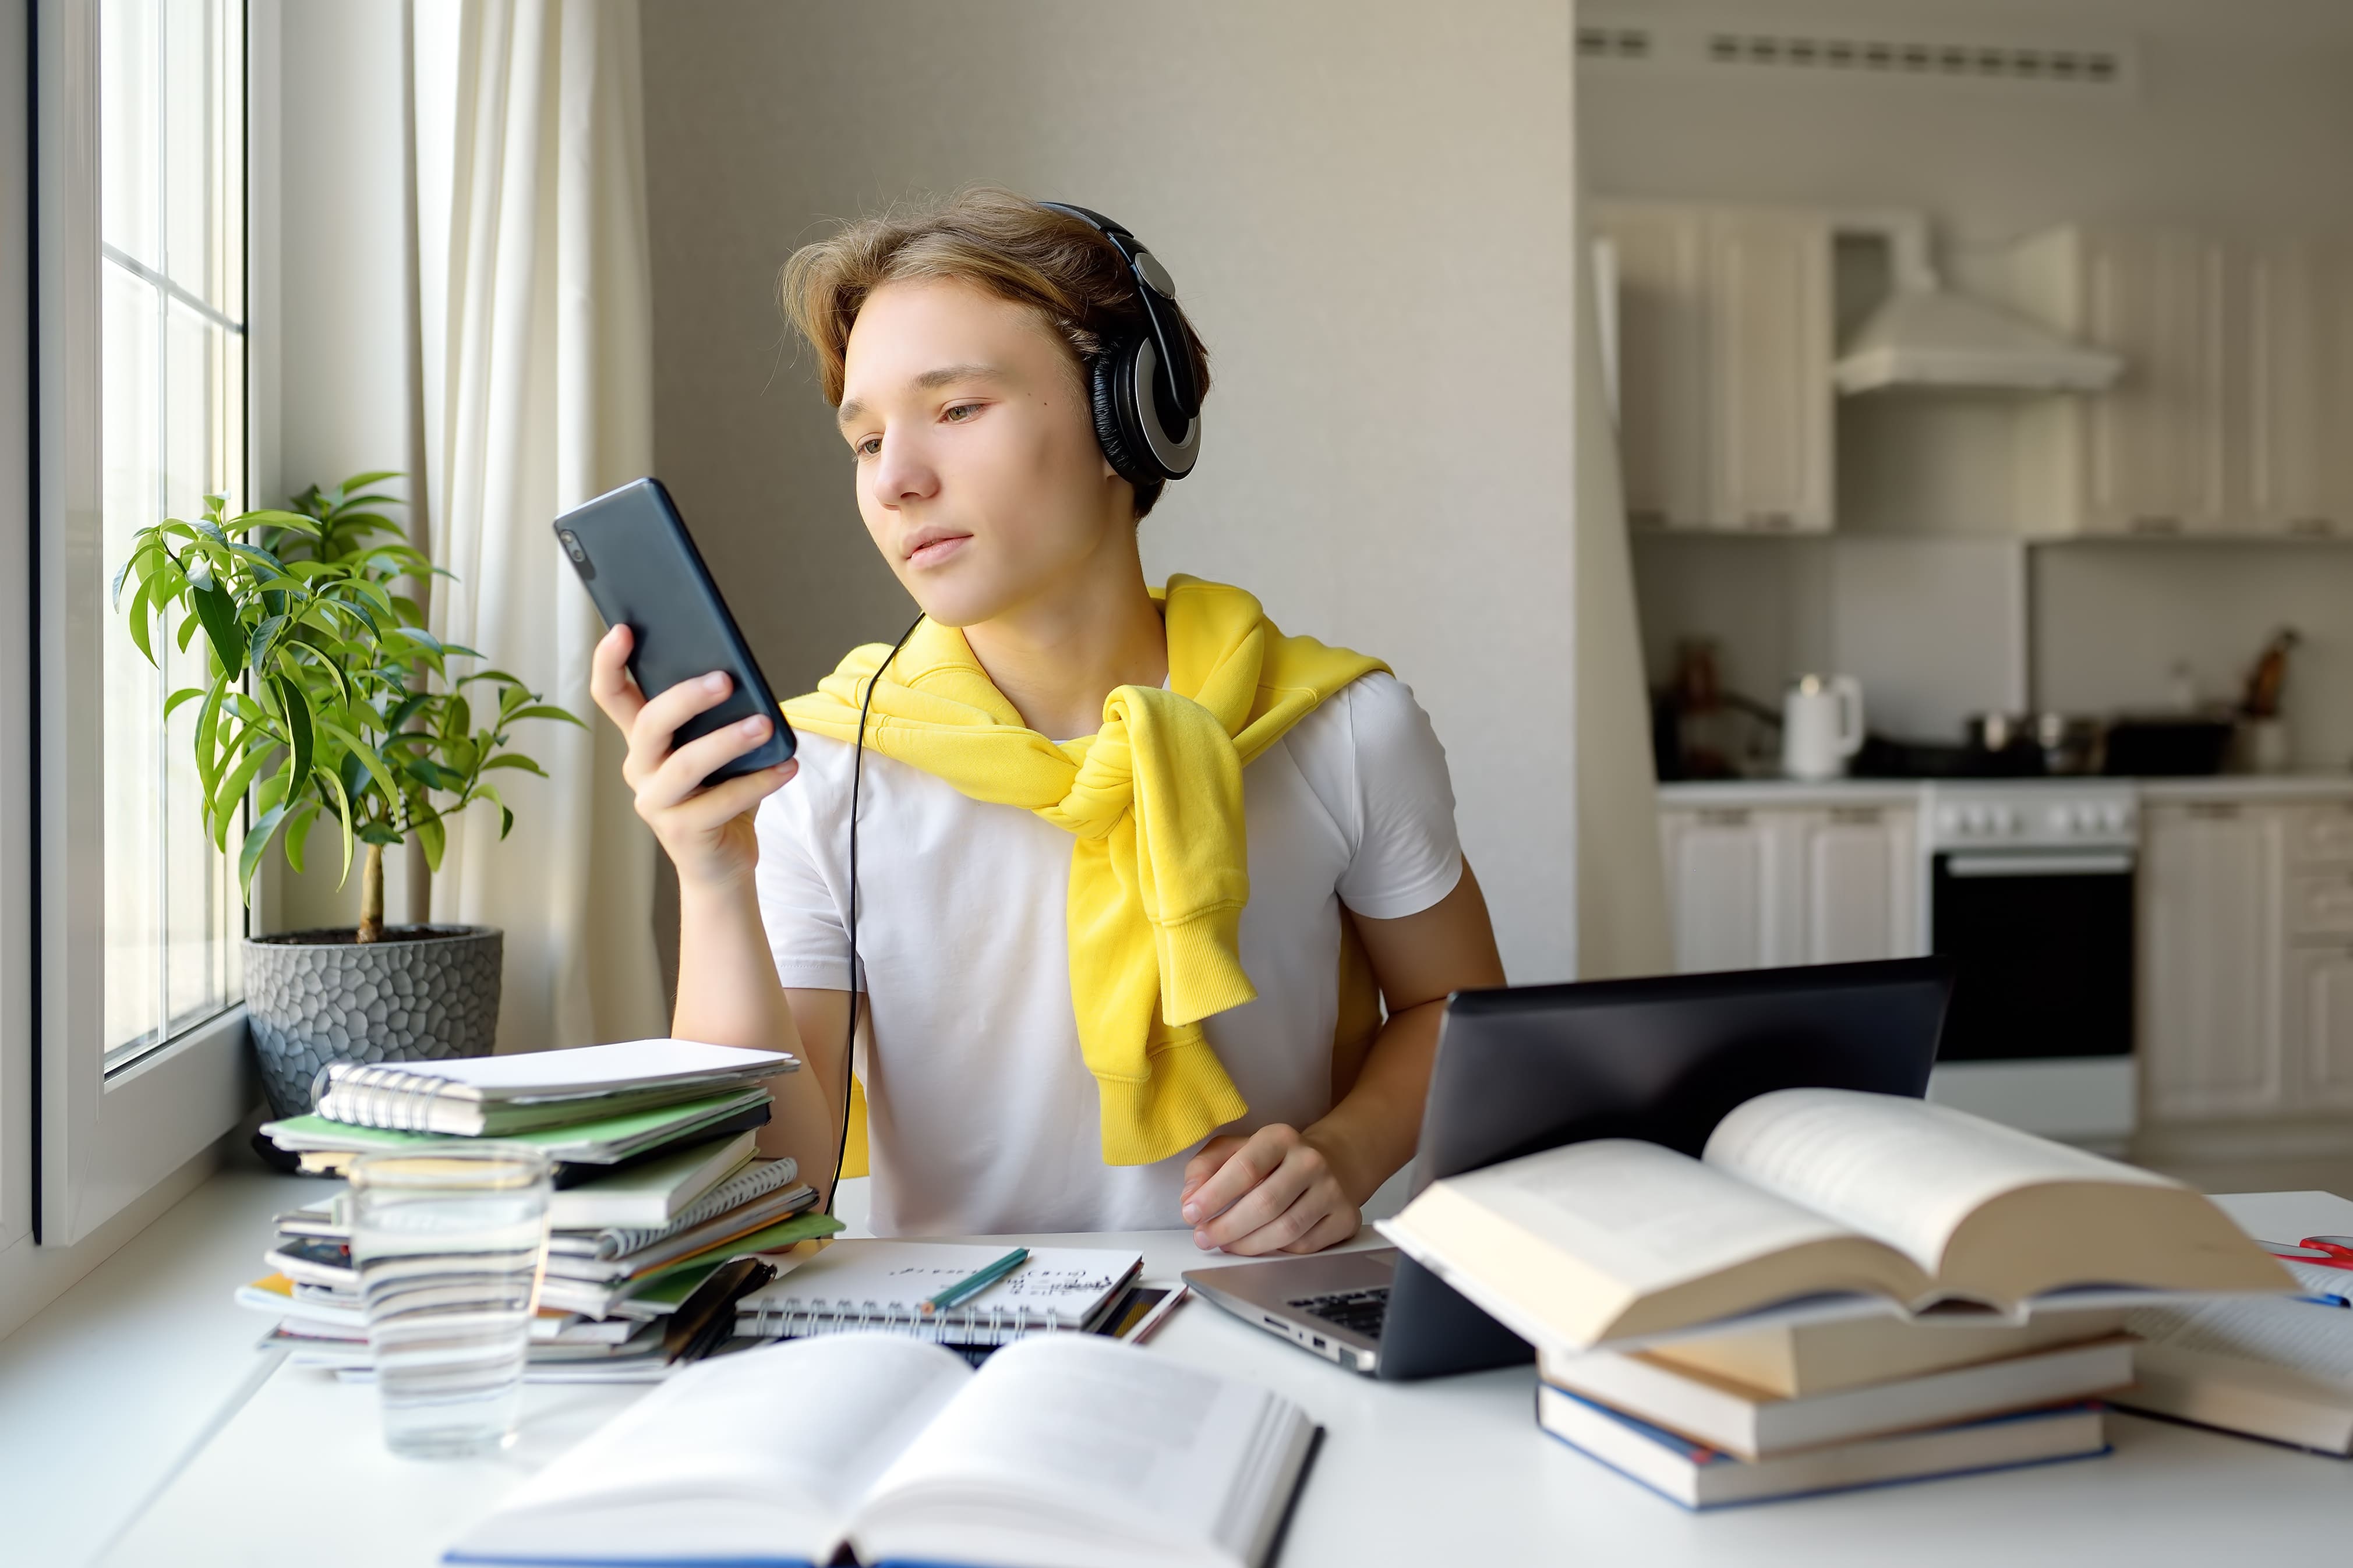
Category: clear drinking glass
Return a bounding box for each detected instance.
[348,1144,553,1459]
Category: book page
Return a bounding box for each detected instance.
[447,1336,968,1565]
[1704,1089,2175,1276]
[1442,1139,1867,1299]
[853,1336,1309,1568]
[2128,1297,2353,1383]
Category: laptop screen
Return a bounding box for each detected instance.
[1412,957,1953,1194]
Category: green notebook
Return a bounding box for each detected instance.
[260,1086,771,1165]
[540,1212,847,1319]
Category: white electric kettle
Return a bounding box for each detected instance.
[1782,675,1865,780]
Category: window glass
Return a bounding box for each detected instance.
[100,0,246,1066]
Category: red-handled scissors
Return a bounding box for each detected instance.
[2262,1235,2353,1271]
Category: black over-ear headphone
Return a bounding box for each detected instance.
[1038,201,1202,486]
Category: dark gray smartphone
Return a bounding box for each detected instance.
[553,477,794,784]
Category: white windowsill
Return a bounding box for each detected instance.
[0,1148,313,1566]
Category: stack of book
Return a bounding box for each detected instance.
[236,1039,843,1380]
[1379,1087,2301,1508]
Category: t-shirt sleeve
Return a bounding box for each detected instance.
[1327,672,1465,920]
[752,762,857,992]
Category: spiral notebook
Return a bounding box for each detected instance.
[734,1241,1144,1347]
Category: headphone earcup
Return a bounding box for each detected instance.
[1090,345,1157,487]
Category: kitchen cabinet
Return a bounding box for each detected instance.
[1658,801,1917,973]
[2232,239,2351,539]
[2139,802,2285,1120]
[2139,795,2353,1122]
[1800,806,1919,964]
[2009,226,2228,537]
[2009,227,2353,540]
[1659,807,1789,972]
[1596,204,1833,533]
[2285,944,2353,1112]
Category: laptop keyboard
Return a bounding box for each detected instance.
[1290,1286,1390,1340]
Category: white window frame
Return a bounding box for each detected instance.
[32,0,275,1245]
[2,3,36,1258]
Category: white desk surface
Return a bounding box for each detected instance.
[13,1174,2350,1568]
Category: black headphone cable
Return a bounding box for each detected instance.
[829,610,926,1213]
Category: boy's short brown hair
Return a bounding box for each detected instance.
[779,186,1211,518]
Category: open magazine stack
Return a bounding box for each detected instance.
[1379,1088,2306,1509]
[236,1040,843,1381]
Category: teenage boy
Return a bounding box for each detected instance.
[590,189,1504,1256]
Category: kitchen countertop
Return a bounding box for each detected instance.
[1654,779,1927,808]
[1659,774,2353,808]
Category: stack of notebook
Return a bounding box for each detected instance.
[238,1040,845,1379]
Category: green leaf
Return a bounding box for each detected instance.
[192,671,230,798]
[338,469,402,492]
[480,753,547,777]
[444,693,472,739]
[316,717,400,805]
[236,802,289,901]
[189,577,247,675]
[235,508,324,535]
[282,799,321,875]
[123,575,157,667]
[212,741,284,852]
[404,757,466,792]
[320,768,357,887]
[225,541,295,581]
[383,692,431,734]
[415,809,446,873]
[162,685,207,721]
[248,613,290,677]
[176,611,204,654]
[356,822,404,847]
[506,703,585,728]
[273,672,314,788]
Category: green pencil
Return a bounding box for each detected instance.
[923,1247,1030,1315]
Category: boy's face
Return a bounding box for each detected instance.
[836,278,1130,629]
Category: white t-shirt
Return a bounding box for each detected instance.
[753,671,1462,1236]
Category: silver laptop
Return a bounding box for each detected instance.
[1182,958,1952,1381]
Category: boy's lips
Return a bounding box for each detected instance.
[903,529,972,568]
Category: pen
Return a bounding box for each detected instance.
[924,1247,1029,1315]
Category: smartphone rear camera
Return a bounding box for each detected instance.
[557,529,596,579]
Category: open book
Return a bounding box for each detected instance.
[1379,1088,2292,1352]
[443,1334,1319,1568]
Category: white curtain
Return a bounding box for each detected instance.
[410,0,667,1052]
[1574,215,1673,980]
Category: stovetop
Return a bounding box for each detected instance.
[1923,779,2138,851]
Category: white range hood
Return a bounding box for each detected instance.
[1832,213,2122,396]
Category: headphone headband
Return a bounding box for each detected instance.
[1040,200,1202,484]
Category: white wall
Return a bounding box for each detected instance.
[640,1,1585,980]
[1592,0,2353,767]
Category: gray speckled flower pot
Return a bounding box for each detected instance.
[244,925,503,1118]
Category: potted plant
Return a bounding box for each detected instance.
[115,473,580,1118]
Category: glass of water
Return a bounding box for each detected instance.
[348,1143,552,1459]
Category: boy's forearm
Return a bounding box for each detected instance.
[671,876,840,1196]
[1302,996,1445,1204]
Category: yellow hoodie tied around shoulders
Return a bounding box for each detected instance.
[781,576,1389,1166]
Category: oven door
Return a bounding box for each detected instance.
[1930,850,2135,1062]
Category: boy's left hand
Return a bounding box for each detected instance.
[1180,1124,1362,1255]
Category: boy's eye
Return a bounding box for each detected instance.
[854,436,881,457]
[944,402,981,423]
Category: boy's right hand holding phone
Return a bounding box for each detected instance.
[591,623,796,891]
